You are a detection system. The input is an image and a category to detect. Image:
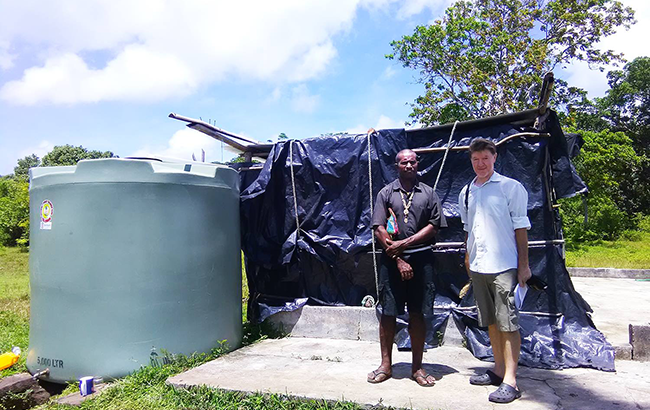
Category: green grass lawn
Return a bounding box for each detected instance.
[565,230,650,269]
[0,246,30,378]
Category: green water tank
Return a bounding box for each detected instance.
[26,158,242,383]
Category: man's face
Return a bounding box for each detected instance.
[396,151,418,179]
[470,149,497,180]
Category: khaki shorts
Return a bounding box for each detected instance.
[470,269,519,332]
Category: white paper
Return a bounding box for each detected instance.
[514,283,528,310]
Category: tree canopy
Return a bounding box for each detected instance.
[388,0,635,125]
[567,56,650,216]
[13,154,40,181]
[41,145,115,167]
[574,57,650,151]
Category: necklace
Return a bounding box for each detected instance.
[399,190,415,223]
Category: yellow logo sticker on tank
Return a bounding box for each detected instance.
[40,200,53,230]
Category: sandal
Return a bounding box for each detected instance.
[367,369,392,384]
[469,370,503,386]
[489,383,522,403]
[411,370,436,387]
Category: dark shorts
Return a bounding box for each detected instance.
[378,250,436,317]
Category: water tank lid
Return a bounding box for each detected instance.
[29,158,238,191]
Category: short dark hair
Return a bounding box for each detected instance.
[395,149,417,164]
[469,138,496,155]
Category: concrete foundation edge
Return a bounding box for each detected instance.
[630,324,650,362]
[265,305,635,362]
[568,267,650,279]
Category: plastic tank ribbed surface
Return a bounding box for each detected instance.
[26,159,242,383]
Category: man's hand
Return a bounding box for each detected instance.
[518,265,532,287]
[385,238,409,258]
[396,258,413,281]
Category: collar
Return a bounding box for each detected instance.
[472,171,502,187]
[391,178,421,192]
[488,171,503,183]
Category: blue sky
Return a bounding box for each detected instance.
[0,0,647,174]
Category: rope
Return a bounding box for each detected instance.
[367,130,379,299]
[433,120,459,192]
[289,141,301,240]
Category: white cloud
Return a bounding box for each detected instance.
[132,128,228,163]
[344,114,406,134]
[267,87,282,104]
[0,0,454,105]
[290,84,320,113]
[19,140,54,160]
[0,39,15,69]
[286,41,338,83]
[381,66,397,80]
[1,49,195,105]
[563,62,609,97]
[395,0,453,19]
[0,0,363,105]
[375,114,404,129]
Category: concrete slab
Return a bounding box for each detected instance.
[168,337,650,410]
[54,383,109,406]
[571,277,650,350]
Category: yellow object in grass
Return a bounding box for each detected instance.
[0,347,21,371]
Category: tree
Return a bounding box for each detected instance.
[228,153,261,164]
[278,133,288,140]
[568,57,650,215]
[559,129,644,242]
[598,57,649,153]
[13,154,40,181]
[42,145,115,166]
[0,177,29,246]
[387,0,635,125]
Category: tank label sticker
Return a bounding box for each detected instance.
[40,200,53,230]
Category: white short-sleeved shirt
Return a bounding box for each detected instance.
[459,171,531,274]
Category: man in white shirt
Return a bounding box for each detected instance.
[458,138,532,404]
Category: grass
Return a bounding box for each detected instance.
[565,230,650,269]
[0,246,30,378]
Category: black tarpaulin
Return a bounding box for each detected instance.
[238,110,613,371]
